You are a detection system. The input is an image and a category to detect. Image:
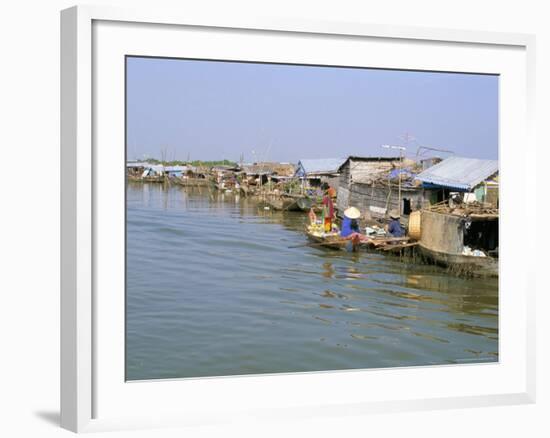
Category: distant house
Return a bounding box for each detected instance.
[241,162,296,185]
[415,156,499,205]
[336,156,427,220]
[242,162,295,176]
[141,165,165,178]
[126,161,152,178]
[239,164,271,185]
[209,165,240,188]
[211,164,241,173]
[164,165,187,178]
[294,158,347,188]
[182,165,208,179]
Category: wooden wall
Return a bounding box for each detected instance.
[337,182,428,220]
[343,159,398,185]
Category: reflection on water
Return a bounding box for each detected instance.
[126,183,498,380]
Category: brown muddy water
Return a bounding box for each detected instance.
[126,183,498,380]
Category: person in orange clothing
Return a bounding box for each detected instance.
[321,183,335,232]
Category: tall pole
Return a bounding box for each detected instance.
[382,144,407,217]
[397,149,403,216]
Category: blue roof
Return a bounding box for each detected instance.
[415,156,498,191]
[164,166,187,172]
[295,158,347,177]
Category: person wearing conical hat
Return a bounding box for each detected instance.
[341,207,362,239]
[387,210,405,237]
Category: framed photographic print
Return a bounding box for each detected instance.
[61,5,536,433]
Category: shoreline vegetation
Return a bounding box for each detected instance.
[138,158,238,168]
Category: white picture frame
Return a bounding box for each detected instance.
[60,4,536,433]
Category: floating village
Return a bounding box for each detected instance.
[127,152,499,277]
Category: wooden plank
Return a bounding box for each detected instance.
[378,242,419,251]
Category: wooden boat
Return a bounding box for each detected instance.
[127,175,166,183]
[304,225,417,254]
[418,245,498,277]
[296,197,315,211]
[265,194,301,211]
[305,226,354,250]
[175,177,212,187]
[416,209,499,277]
[142,175,167,183]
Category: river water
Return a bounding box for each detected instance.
[126,183,498,380]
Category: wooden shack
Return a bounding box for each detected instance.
[415,156,499,205]
[126,161,152,180]
[241,162,295,186]
[294,158,346,189]
[336,156,428,222]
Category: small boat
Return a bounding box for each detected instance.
[305,224,357,251]
[296,197,315,211]
[416,210,499,277]
[175,177,212,187]
[265,194,301,211]
[305,224,417,254]
[142,175,167,183]
[418,245,498,277]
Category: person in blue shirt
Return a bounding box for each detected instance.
[341,214,360,237]
[387,211,405,237]
[341,207,368,244]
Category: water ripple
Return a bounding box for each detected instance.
[126,184,499,380]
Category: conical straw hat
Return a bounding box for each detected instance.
[389,210,400,219]
[344,206,361,219]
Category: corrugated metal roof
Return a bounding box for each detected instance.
[296,158,347,176]
[146,165,165,172]
[415,156,498,191]
[126,161,152,168]
[164,166,187,172]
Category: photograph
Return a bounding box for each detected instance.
[125,56,499,381]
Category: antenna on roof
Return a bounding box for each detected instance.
[415,145,455,158]
[398,132,416,153]
[399,132,415,142]
[382,144,407,217]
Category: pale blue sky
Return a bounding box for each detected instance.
[126,56,498,163]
